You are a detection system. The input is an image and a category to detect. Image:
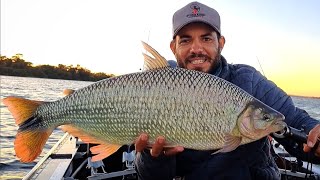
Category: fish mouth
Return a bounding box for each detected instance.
[272,114,285,126]
[269,120,286,132]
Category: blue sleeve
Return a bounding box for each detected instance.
[250,70,320,162]
[134,150,176,180]
[167,60,177,68]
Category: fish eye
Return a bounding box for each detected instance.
[263,114,271,121]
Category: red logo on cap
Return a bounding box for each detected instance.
[187,4,205,18]
[191,5,200,15]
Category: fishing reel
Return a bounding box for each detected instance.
[273,124,319,151]
[273,124,308,144]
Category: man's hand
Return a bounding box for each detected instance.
[135,133,184,157]
[303,124,320,156]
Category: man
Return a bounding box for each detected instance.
[134,1,320,179]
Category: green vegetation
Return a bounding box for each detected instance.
[0,54,115,81]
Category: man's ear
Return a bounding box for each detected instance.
[170,40,176,54]
[218,36,225,52]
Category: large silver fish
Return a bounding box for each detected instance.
[2,42,285,163]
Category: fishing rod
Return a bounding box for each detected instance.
[273,124,320,148]
[256,56,266,77]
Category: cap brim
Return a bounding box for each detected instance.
[173,19,220,38]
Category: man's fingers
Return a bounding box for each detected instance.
[304,140,320,157]
[304,124,320,156]
[307,124,320,148]
[135,133,148,152]
[135,134,184,157]
[150,136,165,157]
[163,146,184,156]
[303,143,312,152]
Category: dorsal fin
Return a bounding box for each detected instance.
[141,41,170,71]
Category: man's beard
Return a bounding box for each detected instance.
[177,51,221,73]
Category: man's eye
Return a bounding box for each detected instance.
[179,39,189,44]
[203,37,212,42]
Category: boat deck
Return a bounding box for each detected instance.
[23,133,137,180]
[23,133,78,180]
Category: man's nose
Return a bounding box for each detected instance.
[190,40,204,54]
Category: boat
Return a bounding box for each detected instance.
[272,140,320,180]
[22,133,137,180]
[272,126,320,179]
[22,130,320,180]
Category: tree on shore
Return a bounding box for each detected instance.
[0,54,114,81]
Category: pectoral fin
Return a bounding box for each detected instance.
[212,133,242,155]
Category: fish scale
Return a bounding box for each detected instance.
[124,71,230,142]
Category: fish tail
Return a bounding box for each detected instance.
[2,96,53,162]
[2,96,42,125]
[15,125,54,162]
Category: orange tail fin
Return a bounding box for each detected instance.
[2,96,54,163]
[15,129,53,162]
[2,96,42,125]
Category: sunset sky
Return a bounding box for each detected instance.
[1,0,320,97]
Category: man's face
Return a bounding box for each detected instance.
[170,23,225,73]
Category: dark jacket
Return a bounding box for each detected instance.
[135,57,320,180]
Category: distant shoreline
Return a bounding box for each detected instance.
[0,55,114,82]
[290,95,320,99]
[0,74,95,82]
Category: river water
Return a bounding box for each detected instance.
[0,76,92,179]
[0,75,319,179]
